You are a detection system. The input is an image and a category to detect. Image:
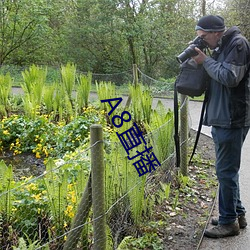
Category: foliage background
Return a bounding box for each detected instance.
[0,0,248,80]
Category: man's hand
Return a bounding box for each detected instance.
[192,47,207,64]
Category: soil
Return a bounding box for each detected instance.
[157,130,217,250]
[0,152,45,180]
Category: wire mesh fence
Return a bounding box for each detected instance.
[0,65,190,249]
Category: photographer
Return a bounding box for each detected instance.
[192,15,250,238]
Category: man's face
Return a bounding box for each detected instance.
[196,30,222,49]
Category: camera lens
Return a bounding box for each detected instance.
[176,45,198,63]
[176,37,208,63]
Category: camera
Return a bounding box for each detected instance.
[176,36,208,63]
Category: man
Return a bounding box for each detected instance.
[192,15,250,238]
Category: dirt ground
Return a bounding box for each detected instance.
[159,130,217,250]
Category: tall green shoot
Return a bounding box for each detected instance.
[76,72,92,112]
[129,84,152,124]
[96,81,117,124]
[0,161,14,222]
[145,100,174,163]
[43,84,55,114]
[61,63,76,102]
[43,159,68,231]
[21,65,47,118]
[0,73,12,117]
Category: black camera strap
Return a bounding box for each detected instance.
[174,82,181,168]
[189,91,208,164]
[174,85,208,168]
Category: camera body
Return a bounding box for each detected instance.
[176,36,208,63]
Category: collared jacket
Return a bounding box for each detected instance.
[203,26,250,128]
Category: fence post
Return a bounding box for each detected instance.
[125,64,138,109]
[180,94,188,176]
[133,64,138,85]
[63,175,92,250]
[91,124,106,250]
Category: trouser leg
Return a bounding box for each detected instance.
[211,126,249,225]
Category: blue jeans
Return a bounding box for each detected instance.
[211,126,249,225]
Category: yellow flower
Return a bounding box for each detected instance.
[71,195,76,204]
[26,183,37,191]
[32,193,42,201]
[42,147,49,157]
[36,152,41,159]
[3,130,9,135]
[12,207,17,212]
[65,205,74,218]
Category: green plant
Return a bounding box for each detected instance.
[21,65,47,118]
[0,110,100,158]
[43,84,55,114]
[172,190,180,210]
[43,159,68,220]
[96,81,118,125]
[0,73,12,116]
[12,177,49,241]
[76,72,92,111]
[158,182,171,203]
[0,161,15,222]
[96,81,117,110]
[145,100,174,163]
[13,233,49,250]
[129,83,152,124]
[60,62,76,102]
[178,173,191,189]
[117,233,163,250]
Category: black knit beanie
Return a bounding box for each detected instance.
[195,15,225,32]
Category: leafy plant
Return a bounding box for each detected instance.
[96,81,117,110]
[129,83,152,124]
[21,65,47,118]
[0,161,15,222]
[145,100,174,163]
[117,233,163,250]
[43,84,55,114]
[172,190,180,210]
[12,176,49,241]
[0,73,12,117]
[13,236,43,250]
[158,182,171,203]
[60,62,76,102]
[76,72,92,111]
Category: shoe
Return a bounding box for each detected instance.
[211,214,247,229]
[204,222,240,238]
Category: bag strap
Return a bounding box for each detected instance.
[174,80,180,168]
[174,80,208,168]
[189,91,208,164]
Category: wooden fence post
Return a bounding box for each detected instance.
[125,64,138,109]
[91,124,106,250]
[133,63,138,85]
[63,175,92,250]
[180,94,188,176]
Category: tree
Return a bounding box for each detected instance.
[0,0,49,65]
[220,0,250,39]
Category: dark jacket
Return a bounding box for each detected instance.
[203,26,250,128]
